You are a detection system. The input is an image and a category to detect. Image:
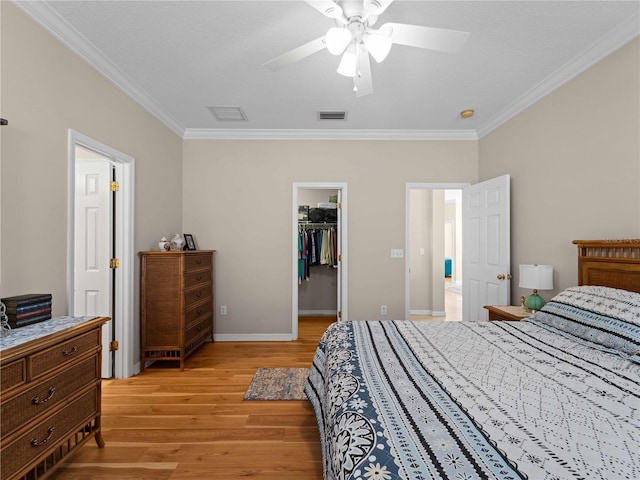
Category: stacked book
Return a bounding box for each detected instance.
[1,294,52,328]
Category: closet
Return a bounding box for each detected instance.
[298,189,338,318]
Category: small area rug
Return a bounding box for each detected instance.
[243,367,309,401]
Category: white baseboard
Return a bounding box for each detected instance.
[410,310,446,317]
[214,333,294,342]
[298,309,337,316]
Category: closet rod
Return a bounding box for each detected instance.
[298,222,337,228]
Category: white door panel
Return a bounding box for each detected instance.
[462,175,510,321]
[75,158,112,376]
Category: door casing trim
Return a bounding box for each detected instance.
[292,182,348,340]
[67,129,135,378]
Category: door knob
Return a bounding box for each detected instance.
[497,273,512,280]
[497,274,505,280]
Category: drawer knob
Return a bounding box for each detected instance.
[197,275,202,281]
[196,292,202,298]
[196,259,202,265]
[62,345,78,356]
[31,426,55,447]
[197,308,203,315]
[32,387,56,405]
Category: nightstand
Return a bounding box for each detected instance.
[484,305,534,321]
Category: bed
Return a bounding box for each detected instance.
[305,239,640,480]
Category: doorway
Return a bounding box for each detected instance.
[68,130,135,378]
[405,183,467,321]
[292,183,348,340]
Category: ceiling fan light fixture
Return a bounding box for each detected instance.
[337,44,357,77]
[363,31,392,63]
[326,27,352,55]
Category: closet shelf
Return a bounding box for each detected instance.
[299,222,337,228]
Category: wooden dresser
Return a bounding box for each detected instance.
[140,250,214,370]
[0,316,108,480]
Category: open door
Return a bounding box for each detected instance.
[336,189,343,322]
[462,175,511,321]
[69,130,136,379]
[74,154,114,377]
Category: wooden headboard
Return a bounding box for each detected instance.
[573,239,640,293]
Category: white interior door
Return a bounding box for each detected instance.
[462,174,511,321]
[74,156,112,376]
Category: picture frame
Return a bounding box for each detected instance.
[183,234,197,250]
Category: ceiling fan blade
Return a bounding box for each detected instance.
[364,0,394,16]
[304,0,344,19]
[264,36,327,71]
[355,48,373,97]
[382,22,470,54]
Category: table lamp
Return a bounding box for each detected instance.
[519,264,553,312]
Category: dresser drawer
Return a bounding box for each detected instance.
[1,359,26,393]
[184,283,212,308]
[1,355,99,438]
[184,269,212,289]
[29,329,100,380]
[1,387,98,479]
[184,253,212,272]
[185,316,212,345]
[185,300,213,328]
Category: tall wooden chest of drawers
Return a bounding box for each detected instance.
[140,250,214,370]
[0,316,108,480]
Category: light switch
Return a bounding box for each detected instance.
[390,249,404,258]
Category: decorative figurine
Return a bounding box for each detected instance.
[158,237,170,251]
[170,233,185,251]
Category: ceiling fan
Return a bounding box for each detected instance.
[264,0,470,97]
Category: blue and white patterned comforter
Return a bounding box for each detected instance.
[305,297,640,480]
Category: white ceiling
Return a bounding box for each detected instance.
[16,1,640,139]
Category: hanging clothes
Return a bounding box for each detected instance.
[298,224,338,285]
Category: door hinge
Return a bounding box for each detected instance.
[338,311,342,319]
[338,202,342,209]
[109,258,120,269]
[338,254,342,262]
[110,181,120,192]
[109,340,119,352]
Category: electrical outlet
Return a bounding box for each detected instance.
[381,305,387,315]
[220,305,227,315]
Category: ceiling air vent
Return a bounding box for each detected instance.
[318,111,347,121]
[207,105,248,121]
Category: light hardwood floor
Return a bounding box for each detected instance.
[49,317,334,480]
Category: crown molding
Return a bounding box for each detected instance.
[13,0,186,137]
[182,128,478,140]
[477,13,640,138]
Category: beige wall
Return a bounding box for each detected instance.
[183,140,478,335]
[409,189,445,315]
[0,0,183,347]
[479,38,640,304]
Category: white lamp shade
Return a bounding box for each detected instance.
[337,44,357,77]
[363,31,392,63]
[325,27,352,56]
[519,264,554,290]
